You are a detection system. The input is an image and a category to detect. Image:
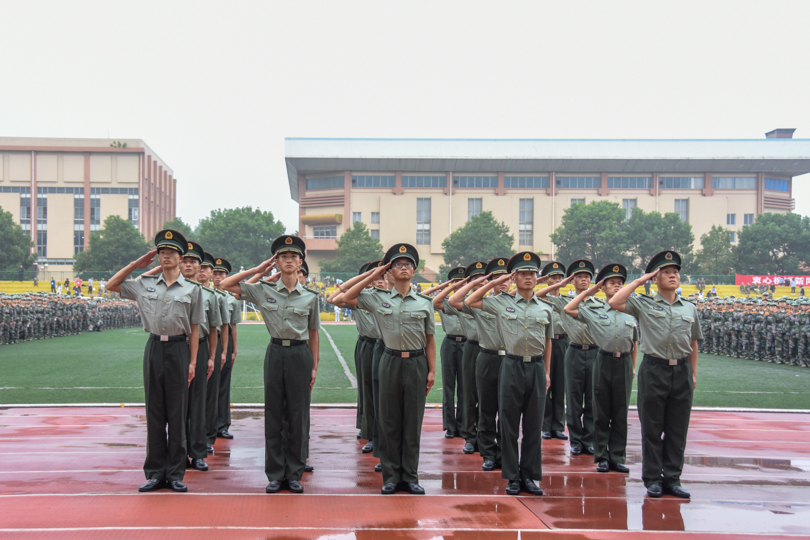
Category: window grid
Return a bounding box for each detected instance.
[727,214,736,226]
[571,198,585,206]
[765,178,789,192]
[468,198,482,221]
[557,176,600,189]
[519,199,533,245]
[90,195,100,230]
[402,175,446,188]
[352,212,361,223]
[313,226,337,238]
[712,176,757,189]
[128,196,138,227]
[370,230,380,240]
[416,198,431,245]
[622,199,637,220]
[352,175,395,188]
[744,213,754,226]
[728,231,737,243]
[0,186,31,193]
[37,231,47,257]
[504,176,549,189]
[306,176,344,191]
[19,194,31,231]
[453,176,497,189]
[660,176,705,189]
[675,199,689,223]
[74,231,84,254]
[607,176,652,189]
[371,212,380,224]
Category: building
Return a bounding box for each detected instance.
[286,131,810,273]
[0,137,176,271]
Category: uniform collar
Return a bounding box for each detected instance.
[155,273,186,287]
[277,278,304,294]
[653,292,684,305]
[514,292,539,305]
[390,287,418,300]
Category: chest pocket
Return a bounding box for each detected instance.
[263,303,280,325]
[168,296,191,319]
[405,310,430,331]
[287,307,310,333]
[376,307,394,329]
[140,292,158,316]
[501,312,519,334]
[529,316,548,340]
[674,313,694,334]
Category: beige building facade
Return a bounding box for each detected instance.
[286,132,809,273]
[0,137,176,272]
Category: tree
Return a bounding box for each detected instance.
[196,207,286,271]
[694,225,735,275]
[320,222,384,274]
[73,215,151,277]
[0,206,37,271]
[440,211,515,274]
[625,208,695,273]
[162,217,196,241]
[733,213,810,275]
[550,201,632,271]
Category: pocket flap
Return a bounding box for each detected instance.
[376,307,393,316]
[410,312,427,319]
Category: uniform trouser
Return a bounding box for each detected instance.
[499,356,546,482]
[637,356,693,489]
[206,336,223,445]
[358,338,376,441]
[371,340,384,458]
[378,351,429,484]
[217,336,235,434]
[592,352,633,465]
[565,346,597,450]
[264,342,313,482]
[475,350,502,464]
[187,340,209,460]
[143,337,189,482]
[441,338,465,433]
[461,340,481,445]
[543,336,568,432]
[354,339,364,431]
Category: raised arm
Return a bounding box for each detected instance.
[328,271,373,304]
[432,279,465,311]
[422,281,449,296]
[246,260,276,284]
[536,274,572,298]
[609,269,658,312]
[106,250,157,292]
[563,280,603,319]
[341,264,391,307]
[466,273,511,309]
[449,276,487,310]
[219,258,275,294]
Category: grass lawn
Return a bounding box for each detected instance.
[1,323,809,409]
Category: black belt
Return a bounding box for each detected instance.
[506,353,545,363]
[271,337,306,347]
[643,353,688,366]
[552,334,568,340]
[599,349,630,358]
[569,343,595,350]
[149,334,186,342]
[358,335,377,344]
[480,348,506,356]
[446,335,467,343]
[466,339,479,346]
[384,347,425,358]
[199,336,207,343]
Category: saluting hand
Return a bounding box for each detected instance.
[586,280,604,296]
[640,268,660,284]
[132,250,157,269]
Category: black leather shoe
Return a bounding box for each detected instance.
[374,462,382,472]
[505,480,521,495]
[304,464,314,472]
[138,478,163,492]
[206,445,215,455]
[551,431,568,440]
[570,445,582,456]
[647,483,663,498]
[266,480,282,493]
[541,431,552,439]
[596,460,609,473]
[381,482,397,495]
[521,478,543,496]
[362,441,374,453]
[288,480,304,493]
[482,460,496,471]
[401,482,425,495]
[445,430,455,439]
[192,458,208,471]
[454,431,462,438]
[462,442,475,454]
[357,431,362,439]
[169,480,187,492]
[611,463,630,473]
[583,446,595,455]
[664,485,691,499]
[217,431,233,439]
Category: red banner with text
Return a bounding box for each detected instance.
[735,275,810,286]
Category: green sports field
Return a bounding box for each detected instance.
[1,323,809,408]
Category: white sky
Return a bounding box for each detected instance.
[2,0,809,232]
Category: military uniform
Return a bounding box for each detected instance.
[351,262,382,444]
[203,252,230,449]
[540,261,569,439]
[217,265,242,438]
[437,268,466,437]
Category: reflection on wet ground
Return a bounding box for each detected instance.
[0,407,808,538]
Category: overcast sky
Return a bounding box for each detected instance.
[2,1,809,232]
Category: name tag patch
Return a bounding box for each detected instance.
[654,306,664,311]
[599,314,608,319]
[146,287,156,292]
[267,298,276,303]
[382,303,391,308]
[506,307,515,313]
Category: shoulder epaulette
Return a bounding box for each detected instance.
[140,275,157,280]
[202,285,217,294]
[681,296,696,304]
[374,287,390,294]
[638,293,653,299]
[303,286,319,294]
[212,288,226,296]
[187,279,201,287]
[260,280,277,288]
[417,293,433,301]
[538,298,554,308]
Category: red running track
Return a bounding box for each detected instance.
[0,406,809,539]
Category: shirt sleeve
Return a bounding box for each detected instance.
[460,301,474,316]
[118,278,141,301]
[190,286,206,326]
[207,293,222,329]
[545,311,554,338]
[357,289,381,312]
[623,294,643,319]
[239,282,262,305]
[424,299,436,335]
[690,305,704,340]
[308,293,321,330]
[218,295,229,327]
[481,295,500,315]
[545,294,568,314]
[443,298,461,317]
[576,304,599,324]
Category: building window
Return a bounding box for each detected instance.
[128,195,138,227]
[744,213,754,225]
[416,198,431,245]
[19,194,31,231]
[675,199,689,222]
[313,226,337,238]
[402,175,446,188]
[351,175,395,188]
[89,187,137,195]
[571,198,585,206]
[622,199,637,220]
[468,198,482,221]
[74,231,84,254]
[0,186,31,193]
[519,199,533,245]
[90,195,100,230]
[728,231,736,243]
[306,176,344,191]
[504,175,549,189]
[352,212,362,223]
[371,212,380,224]
[37,231,47,257]
[607,176,652,189]
[37,195,47,222]
[557,176,600,189]
[712,176,756,189]
[764,178,789,192]
[36,196,47,255]
[453,175,497,188]
[370,229,380,240]
[727,214,736,225]
[660,176,704,189]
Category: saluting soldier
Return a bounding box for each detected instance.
[211,257,242,441]
[220,235,320,494]
[539,261,569,441]
[201,252,230,455]
[436,267,466,439]
[341,243,436,495]
[106,229,205,493]
[563,263,637,474]
[466,251,553,496]
[609,250,701,499]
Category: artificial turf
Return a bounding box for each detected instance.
[1,323,808,409]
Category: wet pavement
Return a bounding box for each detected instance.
[0,406,808,538]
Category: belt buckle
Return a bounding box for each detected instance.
[523,355,531,363]
[402,351,410,358]
[456,337,462,342]
[282,340,290,347]
[582,345,590,350]
[669,359,677,366]
[498,350,506,356]
[614,352,621,357]
[160,335,168,342]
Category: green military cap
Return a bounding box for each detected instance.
[566,259,595,278]
[360,260,382,274]
[213,257,232,274]
[359,262,370,274]
[300,260,309,277]
[447,266,466,281]
[723,296,729,300]
[201,251,216,268]
[486,256,510,277]
[645,249,681,273]
[272,235,306,257]
[508,251,541,273]
[541,261,566,277]
[184,241,204,262]
[383,243,419,266]
[595,262,628,284]
[155,229,188,255]
[464,261,487,279]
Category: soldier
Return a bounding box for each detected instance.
[212,257,242,440]
[539,261,569,441]
[106,229,205,493]
[435,267,466,440]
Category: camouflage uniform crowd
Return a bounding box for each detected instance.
[696,294,810,367]
[0,292,141,345]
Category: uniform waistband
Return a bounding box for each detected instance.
[552,334,568,340]
[358,335,377,344]
[384,347,425,358]
[445,335,467,343]
[480,348,507,356]
[505,353,544,363]
[149,334,186,342]
[569,343,595,350]
[643,353,688,366]
[599,349,630,358]
[466,339,480,346]
[271,338,306,347]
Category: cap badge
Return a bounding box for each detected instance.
[399,245,407,253]
[476,262,482,269]
[523,253,531,261]
[553,263,558,268]
[216,259,222,265]
[665,252,673,260]
[165,231,173,240]
[579,262,585,268]
[285,237,293,245]
[188,243,193,250]
[498,259,505,266]
[613,266,619,272]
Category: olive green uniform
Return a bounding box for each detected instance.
[446,297,480,446]
[438,305,465,435]
[543,294,568,433]
[351,295,381,440]
[624,293,702,489]
[207,290,231,445]
[217,292,242,434]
